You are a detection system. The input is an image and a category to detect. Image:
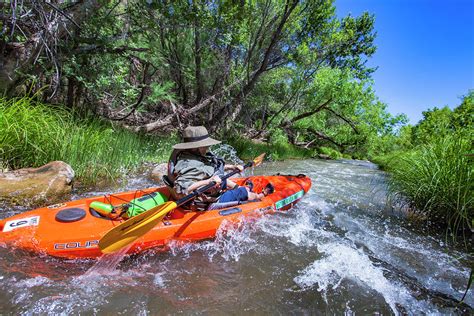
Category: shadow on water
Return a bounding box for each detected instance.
[0,157,472,314]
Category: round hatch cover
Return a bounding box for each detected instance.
[55,208,86,223]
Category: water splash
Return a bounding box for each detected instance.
[211,144,244,165]
[166,217,262,262]
[84,245,132,277]
[293,242,431,315]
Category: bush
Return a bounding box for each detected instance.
[226,134,312,161]
[386,134,473,233]
[318,146,343,159]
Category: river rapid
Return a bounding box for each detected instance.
[0,159,472,314]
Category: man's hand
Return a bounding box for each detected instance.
[224,164,244,173]
[209,175,222,185]
[234,164,244,172]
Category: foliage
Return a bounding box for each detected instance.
[318,146,343,159]
[407,90,473,147]
[1,0,384,142]
[247,66,407,159]
[0,96,174,184]
[227,136,312,161]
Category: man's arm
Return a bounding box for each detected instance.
[224,164,244,172]
[185,175,222,194]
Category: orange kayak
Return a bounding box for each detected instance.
[0,174,311,259]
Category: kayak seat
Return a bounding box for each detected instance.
[162,175,174,188]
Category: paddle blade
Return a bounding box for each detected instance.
[252,153,266,167]
[99,201,177,254]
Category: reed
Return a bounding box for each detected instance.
[386,135,473,234]
[0,96,173,184]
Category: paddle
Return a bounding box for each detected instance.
[99,153,265,254]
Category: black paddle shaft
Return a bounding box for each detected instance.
[175,161,253,207]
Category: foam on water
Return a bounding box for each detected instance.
[211,144,244,165]
[14,266,150,314]
[158,192,429,313]
[293,242,433,315]
[335,210,473,306]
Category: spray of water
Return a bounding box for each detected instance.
[84,244,132,276]
[211,144,244,165]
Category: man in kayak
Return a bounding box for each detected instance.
[164,126,272,210]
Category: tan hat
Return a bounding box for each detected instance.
[173,126,221,149]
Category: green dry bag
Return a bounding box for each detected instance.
[125,192,168,218]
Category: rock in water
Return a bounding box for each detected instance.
[149,163,167,183]
[0,161,75,205]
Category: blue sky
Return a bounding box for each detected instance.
[336,0,474,124]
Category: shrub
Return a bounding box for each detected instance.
[226,134,312,161]
[318,146,343,159]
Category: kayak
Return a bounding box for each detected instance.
[0,174,311,259]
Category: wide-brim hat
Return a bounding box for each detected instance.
[173,126,221,149]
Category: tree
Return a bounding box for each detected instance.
[0,1,101,95]
[1,0,382,148]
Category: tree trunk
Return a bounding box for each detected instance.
[194,12,203,104]
[224,0,298,127]
[67,76,76,109]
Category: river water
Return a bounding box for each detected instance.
[0,159,472,314]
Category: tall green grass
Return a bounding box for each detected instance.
[385,135,473,233]
[0,96,174,184]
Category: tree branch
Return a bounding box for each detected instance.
[44,1,80,29]
[325,107,360,134]
[306,127,344,149]
[288,98,332,125]
[109,63,150,121]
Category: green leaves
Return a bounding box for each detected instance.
[149,82,176,103]
[412,92,474,145]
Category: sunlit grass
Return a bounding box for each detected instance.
[0,96,175,185]
[385,135,473,235]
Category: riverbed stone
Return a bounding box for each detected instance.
[317,153,332,160]
[149,163,167,183]
[0,161,75,205]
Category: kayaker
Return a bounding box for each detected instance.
[165,126,271,210]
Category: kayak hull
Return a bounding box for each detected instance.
[0,175,311,259]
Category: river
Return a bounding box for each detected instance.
[0,159,472,314]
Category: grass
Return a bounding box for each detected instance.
[0,96,175,185]
[382,135,473,235]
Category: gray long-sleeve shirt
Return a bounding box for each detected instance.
[173,152,224,195]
